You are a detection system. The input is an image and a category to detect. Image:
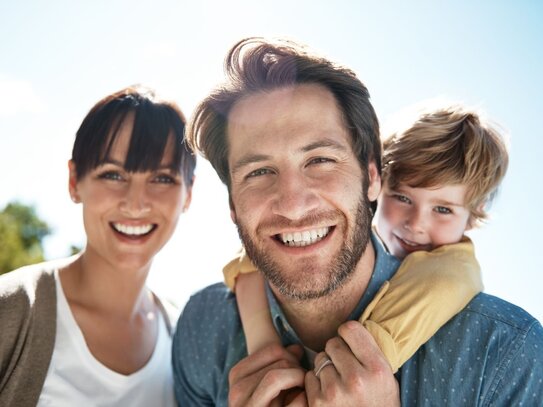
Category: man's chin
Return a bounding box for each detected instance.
[263,262,344,301]
[269,280,333,301]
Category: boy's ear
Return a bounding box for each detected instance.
[366,161,381,202]
[68,160,81,203]
[466,202,486,230]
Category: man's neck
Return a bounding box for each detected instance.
[274,242,376,351]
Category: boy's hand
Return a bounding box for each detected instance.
[228,343,307,407]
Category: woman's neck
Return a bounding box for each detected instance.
[59,250,153,319]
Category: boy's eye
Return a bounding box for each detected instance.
[435,206,452,214]
[393,194,411,204]
[98,171,124,181]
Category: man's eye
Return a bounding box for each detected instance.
[247,168,271,178]
[393,194,411,204]
[98,171,123,181]
[308,157,334,165]
[435,206,452,214]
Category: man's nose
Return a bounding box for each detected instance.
[271,172,319,221]
[119,181,151,217]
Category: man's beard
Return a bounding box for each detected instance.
[236,193,373,301]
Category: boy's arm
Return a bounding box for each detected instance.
[360,238,483,373]
[223,250,281,354]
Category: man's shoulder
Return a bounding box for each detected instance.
[175,282,243,342]
[172,282,245,405]
[182,282,238,317]
[460,292,541,334]
[400,293,543,405]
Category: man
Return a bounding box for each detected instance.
[173,37,543,406]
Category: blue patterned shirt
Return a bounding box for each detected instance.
[172,233,543,406]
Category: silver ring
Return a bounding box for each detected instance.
[314,357,334,378]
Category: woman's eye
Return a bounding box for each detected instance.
[393,194,411,204]
[435,206,452,214]
[154,174,177,184]
[99,171,123,181]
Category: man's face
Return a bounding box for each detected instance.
[227,84,380,300]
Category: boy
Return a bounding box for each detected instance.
[223,102,509,373]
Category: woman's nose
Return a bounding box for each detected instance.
[119,181,151,217]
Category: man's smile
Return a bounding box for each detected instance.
[276,227,331,247]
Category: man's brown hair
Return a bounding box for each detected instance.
[186,37,381,194]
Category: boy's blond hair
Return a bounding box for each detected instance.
[382,104,509,223]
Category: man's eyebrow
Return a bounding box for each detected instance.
[231,154,272,175]
[301,138,349,153]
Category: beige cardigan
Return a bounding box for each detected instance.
[0,260,176,407]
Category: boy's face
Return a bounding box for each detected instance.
[376,183,472,259]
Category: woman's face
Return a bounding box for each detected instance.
[69,115,191,272]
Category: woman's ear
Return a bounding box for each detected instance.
[68,160,81,203]
[366,161,381,202]
[181,177,195,212]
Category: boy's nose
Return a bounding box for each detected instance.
[404,209,427,234]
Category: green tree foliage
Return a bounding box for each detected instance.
[0,202,51,275]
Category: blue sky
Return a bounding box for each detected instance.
[1,0,542,322]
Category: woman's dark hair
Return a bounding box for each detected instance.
[72,86,196,187]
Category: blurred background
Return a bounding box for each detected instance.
[1,0,541,322]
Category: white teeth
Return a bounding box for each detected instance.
[280,227,330,247]
[113,223,154,236]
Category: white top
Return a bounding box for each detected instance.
[37,270,176,407]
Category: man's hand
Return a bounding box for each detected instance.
[305,321,400,406]
[228,343,308,407]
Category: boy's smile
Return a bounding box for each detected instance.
[376,183,472,259]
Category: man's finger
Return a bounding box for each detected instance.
[337,320,392,372]
[229,343,302,384]
[251,368,306,406]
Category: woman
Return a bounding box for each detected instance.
[0,86,196,406]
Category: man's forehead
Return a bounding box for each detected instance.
[227,84,339,129]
